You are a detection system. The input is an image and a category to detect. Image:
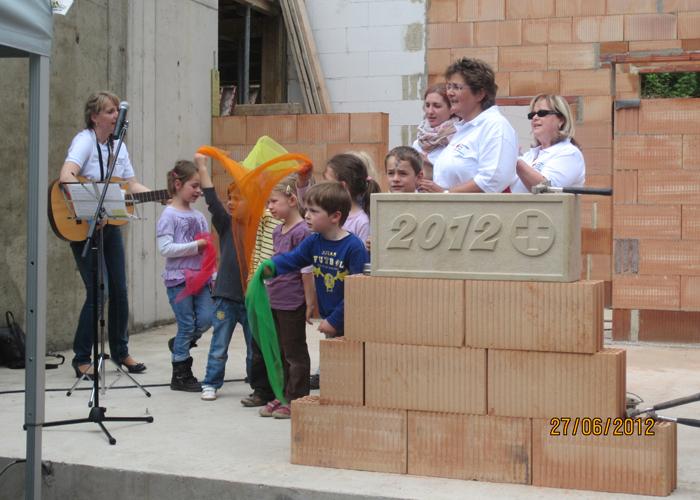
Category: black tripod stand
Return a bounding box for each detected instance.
[65,225,152,405]
[29,121,153,444]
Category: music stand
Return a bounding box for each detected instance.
[60,181,152,405]
[32,121,153,444]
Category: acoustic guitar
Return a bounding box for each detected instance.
[48,176,170,241]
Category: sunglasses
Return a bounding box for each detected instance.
[528,110,561,120]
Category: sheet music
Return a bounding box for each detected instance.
[64,182,129,219]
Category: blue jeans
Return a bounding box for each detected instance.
[202,298,252,389]
[166,283,214,362]
[70,225,129,365]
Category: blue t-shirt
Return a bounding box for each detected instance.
[272,232,369,332]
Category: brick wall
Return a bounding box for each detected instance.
[426,0,700,342]
[612,98,700,341]
[210,112,390,196]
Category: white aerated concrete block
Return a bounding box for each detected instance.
[314,28,348,53]
[370,51,425,76]
[369,1,426,26]
[319,52,369,78]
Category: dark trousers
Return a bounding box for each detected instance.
[69,225,129,365]
[273,305,310,402]
[249,336,274,401]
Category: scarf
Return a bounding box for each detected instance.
[417,117,458,153]
[174,232,217,303]
[245,259,286,404]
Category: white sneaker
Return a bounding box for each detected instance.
[201,386,217,401]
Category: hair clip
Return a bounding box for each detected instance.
[366,176,373,181]
[285,185,293,195]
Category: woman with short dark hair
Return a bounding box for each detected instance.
[418,58,518,193]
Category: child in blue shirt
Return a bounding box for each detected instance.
[265,182,368,338]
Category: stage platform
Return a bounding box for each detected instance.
[1,321,699,499]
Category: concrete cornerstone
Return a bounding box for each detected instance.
[370,193,580,282]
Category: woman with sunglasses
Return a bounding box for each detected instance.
[418,58,518,193]
[510,94,585,193]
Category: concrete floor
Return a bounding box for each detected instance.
[1,321,699,499]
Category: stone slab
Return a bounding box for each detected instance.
[370,193,581,282]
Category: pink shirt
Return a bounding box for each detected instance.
[343,210,370,242]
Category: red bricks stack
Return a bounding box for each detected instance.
[211,113,390,191]
[291,276,677,496]
[612,98,700,342]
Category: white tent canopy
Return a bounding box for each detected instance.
[0,0,52,56]
[0,1,52,499]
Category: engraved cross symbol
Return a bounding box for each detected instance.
[510,210,555,256]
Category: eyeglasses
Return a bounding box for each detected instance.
[445,82,468,91]
[527,109,560,120]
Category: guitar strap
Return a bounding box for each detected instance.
[94,133,113,181]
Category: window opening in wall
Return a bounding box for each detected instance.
[218,0,287,111]
[641,72,700,99]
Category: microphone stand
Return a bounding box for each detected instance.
[31,121,154,444]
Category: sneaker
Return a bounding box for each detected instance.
[201,386,217,401]
[309,374,320,390]
[240,392,271,407]
[272,404,291,419]
[259,399,281,417]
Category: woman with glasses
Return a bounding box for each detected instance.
[418,58,518,193]
[510,94,585,193]
[412,83,458,180]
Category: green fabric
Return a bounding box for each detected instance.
[245,259,287,404]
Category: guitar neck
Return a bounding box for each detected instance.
[130,189,170,203]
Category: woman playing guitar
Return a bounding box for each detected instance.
[59,91,150,378]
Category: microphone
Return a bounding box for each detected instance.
[112,101,129,139]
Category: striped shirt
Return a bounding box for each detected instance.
[248,210,282,282]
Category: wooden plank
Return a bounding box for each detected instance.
[280,0,315,113]
[233,0,280,16]
[292,0,332,112]
[287,0,322,112]
[233,103,304,116]
[279,0,332,114]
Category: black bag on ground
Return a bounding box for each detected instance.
[0,311,65,369]
[0,311,26,368]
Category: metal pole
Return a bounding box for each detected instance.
[243,5,251,104]
[25,53,50,500]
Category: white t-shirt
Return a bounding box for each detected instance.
[432,106,518,192]
[64,129,135,181]
[412,139,445,167]
[510,138,586,193]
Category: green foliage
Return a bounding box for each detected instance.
[641,72,700,98]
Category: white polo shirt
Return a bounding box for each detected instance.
[65,129,135,181]
[432,106,518,192]
[510,138,586,193]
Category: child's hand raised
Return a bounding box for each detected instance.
[262,265,275,278]
[318,319,337,337]
[194,152,208,168]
